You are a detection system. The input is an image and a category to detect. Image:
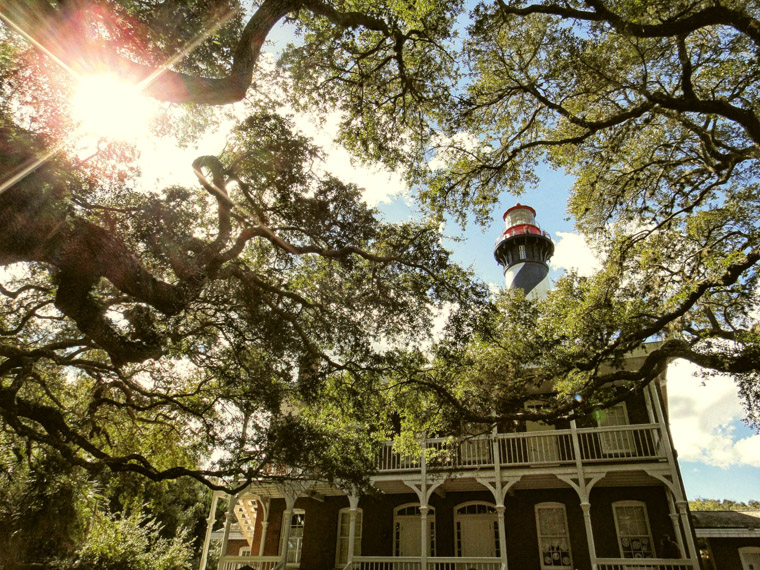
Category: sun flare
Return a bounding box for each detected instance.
[71,74,155,140]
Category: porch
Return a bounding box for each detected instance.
[376,424,666,473]
[218,555,698,570]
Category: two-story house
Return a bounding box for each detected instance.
[200,204,702,570]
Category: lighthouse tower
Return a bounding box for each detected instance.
[494,203,554,299]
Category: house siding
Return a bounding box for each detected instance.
[254,485,680,570]
[702,536,760,569]
[589,486,676,559]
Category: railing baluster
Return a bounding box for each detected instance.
[375,425,665,472]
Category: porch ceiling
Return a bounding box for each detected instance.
[237,467,668,500]
[370,468,666,495]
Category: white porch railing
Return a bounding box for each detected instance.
[218,555,281,570]
[376,425,665,473]
[597,559,697,570]
[578,425,662,461]
[347,557,503,570]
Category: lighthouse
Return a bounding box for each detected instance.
[494,203,554,300]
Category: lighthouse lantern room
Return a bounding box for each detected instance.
[494,203,554,300]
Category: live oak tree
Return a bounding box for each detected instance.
[0,102,481,490]
[2,0,760,496]
[284,0,760,428]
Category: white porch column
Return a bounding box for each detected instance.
[401,438,443,570]
[420,504,429,569]
[476,472,520,570]
[258,497,271,557]
[420,441,429,569]
[666,492,686,556]
[581,502,598,570]
[491,430,509,570]
[568,419,598,570]
[347,492,360,566]
[279,492,297,567]
[200,491,221,570]
[496,505,508,568]
[217,494,237,570]
[677,500,699,562]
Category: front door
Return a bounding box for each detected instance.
[459,517,498,557]
[396,516,421,556]
[455,503,500,558]
[394,505,435,557]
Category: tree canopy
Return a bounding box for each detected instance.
[1,0,760,494]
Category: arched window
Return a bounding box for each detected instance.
[535,502,572,569]
[335,508,363,567]
[612,501,653,558]
[740,546,760,570]
[393,503,436,557]
[454,502,500,558]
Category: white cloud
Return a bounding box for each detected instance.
[551,231,603,277]
[427,131,485,172]
[289,109,408,206]
[667,359,760,468]
[136,53,409,206]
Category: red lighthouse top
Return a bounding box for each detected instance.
[498,203,551,242]
[503,203,536,221]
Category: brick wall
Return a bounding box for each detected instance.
[244,484,676,570]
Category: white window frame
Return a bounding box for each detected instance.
[335,508,363,568]
[535,502,573,569]
[239,546,251,557]
[454,501,500,558]
[740,546,760,570]
[612,501,654,558]
[393,503,436,557]
[279,509,306,566]
[597,402,634,454]
[524,401,559,463]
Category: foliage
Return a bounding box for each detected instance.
[1,0,760,498]
[67,508,193,570]
[0,23,482,491]
[689,497,760,511]
[0,429,201,569]
[284,0,760,426]
[0,434,84,567]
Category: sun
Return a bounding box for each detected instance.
[71,74,155,140]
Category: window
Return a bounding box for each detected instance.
[597,402,634,454]
[239,546,251,557]
[335,508,362,567]
[524,401,559,463]
[280,509,305,565]
[535,503,572,569]
[740,546,760,570]
[454,502,499,558]
[393,504,435,557]
[519,244,527,259]
[612,501,653,558]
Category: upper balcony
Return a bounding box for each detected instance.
[375,423,666,474]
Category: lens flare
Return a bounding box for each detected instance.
[71,74,154,140]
